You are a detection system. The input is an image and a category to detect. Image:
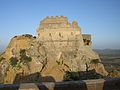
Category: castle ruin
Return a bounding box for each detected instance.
[0,16,108,83]
[37,16,91,50]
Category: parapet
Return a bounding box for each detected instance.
[41,16,68,24]
[38,16,80,29]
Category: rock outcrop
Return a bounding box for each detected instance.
[0,16,108,84]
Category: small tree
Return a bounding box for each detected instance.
[20,49,26,57]
[20,49,32,64]
[63,71,79,81]
[22,56,31,63]
[10,57,18,67]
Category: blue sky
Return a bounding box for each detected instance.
[0,0,120,51]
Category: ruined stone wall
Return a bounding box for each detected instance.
[37,16,93,49]
[37,16,81,38]
[37,30,84,50]
[37,29,80,40]
[37,16,84,49]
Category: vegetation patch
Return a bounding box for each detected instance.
[10,57,18,67]
[63,69,103,81]
[20,49,32,64]
[22,34,33,38]
[9,49,32,70]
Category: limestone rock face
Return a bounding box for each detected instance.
[0,16,108,84]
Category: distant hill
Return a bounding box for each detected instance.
[94,49,120,73]
[94,49,120,64]
[94,49,120,55]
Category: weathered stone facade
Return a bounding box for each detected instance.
[0,16,108,84]
[36,16,92,50]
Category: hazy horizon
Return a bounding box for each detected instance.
[0,0,120,51]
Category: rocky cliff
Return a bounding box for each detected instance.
[0,16,108,84]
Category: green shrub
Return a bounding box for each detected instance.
[9,49,32,69]
[20,49,32,64]
[20,49,26,57]
[21,56,32,64]
[10,57,18,67]
[63,71,79,81]
[63,69,103,81]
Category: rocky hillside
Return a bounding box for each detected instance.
[0,34,108,84]
[0,16,108,84]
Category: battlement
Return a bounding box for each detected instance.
[43,16,67,21]
[38,16,80,30]
[44,16,68,21]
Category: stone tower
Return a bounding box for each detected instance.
[36,16,91,50]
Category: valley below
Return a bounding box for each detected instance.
[94,49,120,76]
